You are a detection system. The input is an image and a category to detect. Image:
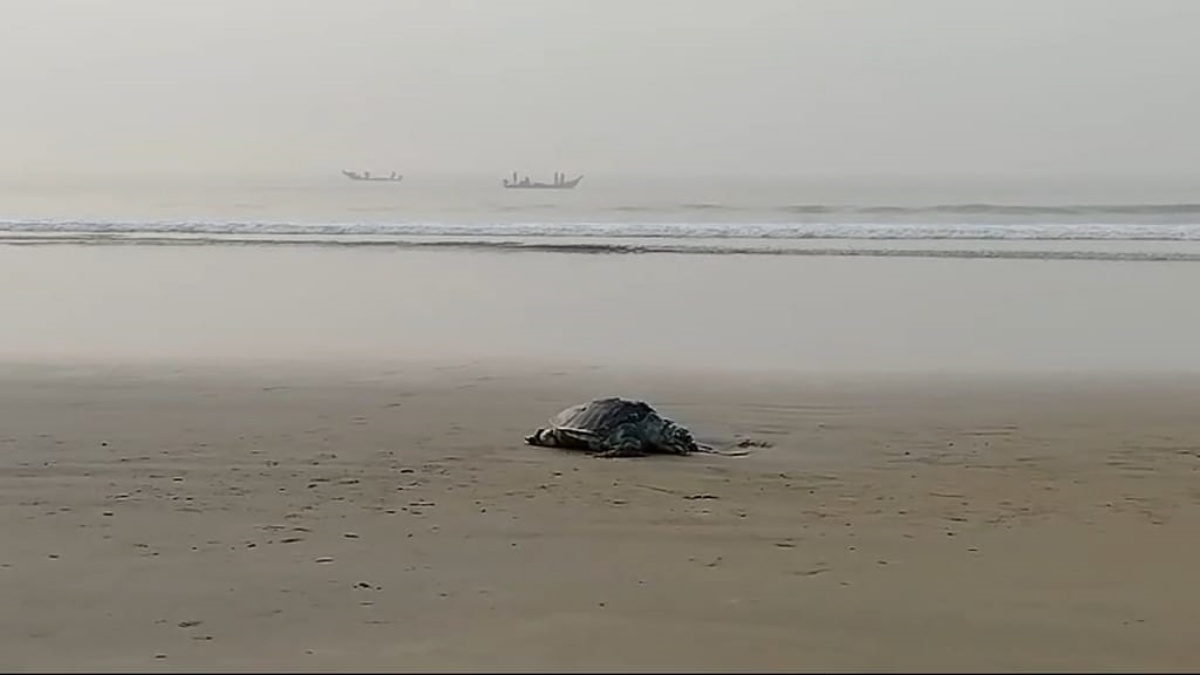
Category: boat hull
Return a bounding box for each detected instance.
[502,175,583,190]
[342,170,403,182]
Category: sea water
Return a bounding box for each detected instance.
[3,173,1199,373]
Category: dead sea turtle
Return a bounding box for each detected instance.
[524,397,704,458]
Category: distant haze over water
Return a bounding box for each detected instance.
[2,174,1200,261]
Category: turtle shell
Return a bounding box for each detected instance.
[547,397,658,437]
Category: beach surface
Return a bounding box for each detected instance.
[2,361,1198,672]
[3,244,1200,671]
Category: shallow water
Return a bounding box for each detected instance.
[3,244,1198,375]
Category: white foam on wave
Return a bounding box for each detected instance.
[3,217,1200,240]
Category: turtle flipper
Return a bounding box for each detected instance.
[592,445,647,458]
[591,424,648,458]
[525,428,556,446]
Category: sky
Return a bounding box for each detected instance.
[0,0,1197,178]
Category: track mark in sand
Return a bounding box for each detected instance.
[743,402,849,414]
[633,483,672,495]
[633,485,723,501]
[966,426,1019,437]
[792,566,830,577]
[1140,445,1200,458]
[738,425,794,436]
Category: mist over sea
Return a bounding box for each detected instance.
[4,173,1200,260]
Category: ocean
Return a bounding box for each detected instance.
[3,173,1200,374]
[4,173,1200,260]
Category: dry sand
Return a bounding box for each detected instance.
[1,361,1198,672]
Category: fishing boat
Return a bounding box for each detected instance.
[342,170,404,182]
[502,172,583,190]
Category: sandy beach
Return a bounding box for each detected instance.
[2,244,1199,672]
[2,360,1198,672]
[7,0,1200,669]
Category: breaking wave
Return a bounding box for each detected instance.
[4,217,1200,241]
[825,203,1200,217]
[4,234,1200,262]
[5,214,1200,261]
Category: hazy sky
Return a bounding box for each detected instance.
[1,0,1197,178]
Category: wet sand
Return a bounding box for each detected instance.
[2,361,1198,672]
[4,245,1200,375]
